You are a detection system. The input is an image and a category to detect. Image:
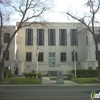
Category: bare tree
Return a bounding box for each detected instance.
[66,0,100,79]
[0,0,52,81]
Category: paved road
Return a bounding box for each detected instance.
[0,85,100,100]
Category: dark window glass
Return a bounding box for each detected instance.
[3,51,9,61]
[59,29,67,46]
[61,52,66,62]
[72,52,78,62]
[26,52,32,61]
[25,29,33,45]
[37,29,44,46]
[48,29,56,46]
[38,52,43,62]
[4,33,10,43]
[70,29,78,46]
[86,35,88,45]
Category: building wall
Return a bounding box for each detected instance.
[16,22,88,74]
[88,27,100,61]
[3,22,99,75]
[2,26,16,67]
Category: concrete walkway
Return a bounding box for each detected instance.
[42,77,80,86]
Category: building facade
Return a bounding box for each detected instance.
[2,22,99,76]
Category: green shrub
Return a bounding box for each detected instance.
[68,73,74,79]
[32,72,43,79]
[72,69,98,78]
[29,73,33,78]
[24,73,29,78]
[24,72,43,79]
[4,69,13,78]
[33,73,36,78]
[38,72,43,79]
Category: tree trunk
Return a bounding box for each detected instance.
[95,42,100,79]
[0,61,4,82]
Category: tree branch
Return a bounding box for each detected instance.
[67,12,93,34]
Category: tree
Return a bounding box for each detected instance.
[66,0,100,79]
[0,0,51,81]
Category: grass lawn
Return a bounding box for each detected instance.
[0,77,42,84]
[72,77,100,84]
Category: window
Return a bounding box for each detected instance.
[59,29,67,46]
[48,29,56,45]
[49,53,56,66]
[6,51,9,61]
[96,51,100,60]
[38,52,43,62]
[72,52,78,62]
[4,33,10,43]
[37,29,44,46]
[25,29,33,45]
[70,29,78,46]
[3,51,9,61]
[26,52,32,61]
[61,52,66,62]
[86,35,88,45]
[49,53,55,57]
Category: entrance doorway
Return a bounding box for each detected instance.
[49,53,56,67]
[14,67,18,75]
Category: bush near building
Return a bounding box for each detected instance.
[4,69,13,78]
[24,72,43,79]
[72,69,98,78]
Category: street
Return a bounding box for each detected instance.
[0,85,100,100]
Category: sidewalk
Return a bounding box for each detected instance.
[42,77,80,86]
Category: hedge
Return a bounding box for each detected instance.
[24,72,43,79]
[72,69,98,78]
[4,69,13,78]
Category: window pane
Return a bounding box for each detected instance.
[26,52,32,61]
[25,29,33,45]
[61,53,66,62]
[38,52,43,62]
[86,35,88,45]
[59,29,67,46]
[70,29,78,46]
[3,51,9,61]
[48,29,55,45]
[49,53,55,57]
[37,29,44,46]
[72,52,78,62]
[4,33,10,43]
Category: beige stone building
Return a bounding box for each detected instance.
[2,22,99,76]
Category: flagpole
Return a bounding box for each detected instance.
[36,56,38,79]
[74,45,76,78]
[36,47,39,79]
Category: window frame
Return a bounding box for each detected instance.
[59,29,67,46]
[60,52,66,62]
[25,29,33,45]
[48,29,56,46]
[38,52,43,62]
[26,52,32,62]
[72,52,78,62]
[37,29,44,46]
[70,29,78,46]
[4,33,10,43]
